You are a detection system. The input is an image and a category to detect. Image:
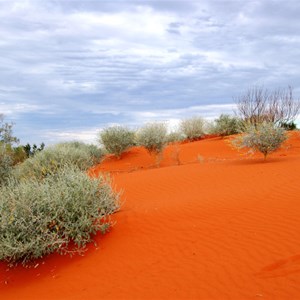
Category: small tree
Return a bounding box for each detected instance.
[99,126,135,159]
[231,122,287,160]
[23,142,45,158]
[235,86,300,127]
[0,114,19,184]
[180,116,205,141]
[0,114,19,145]
[136,122,167,166]
[0,146,13,186]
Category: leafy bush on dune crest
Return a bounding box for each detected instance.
[0,166,119,266]
[180,116,205,140]
[136,122,168,167]
[166,131,185,144]
[211,114,242,137]
[136,122,168,155]
[99,126,135,158]
[231,122,287,160]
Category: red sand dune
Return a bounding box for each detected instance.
[1,132,300,299]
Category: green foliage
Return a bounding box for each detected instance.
[99,126,135,158]
[231,122,287,160]
[11,146,27,165]
[23,142,45,158]
[180,116,205,140]
[0,143,27,166]
[15,141,104,180]
[280,121,297,131]
[136,122,168,154]
[0,166,119,266]
[212,114,242,137]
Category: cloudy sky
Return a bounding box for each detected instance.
[1,0,300,145]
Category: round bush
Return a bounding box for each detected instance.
[180,117,205,140]
[231,122,287,160]
[136,122,168,154]
[0,166,119,266]
[99,126,135,158]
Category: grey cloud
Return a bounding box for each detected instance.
[142,0,198,13]
[167,28,180,35]
[1,0,300,144]
[169,22,182,28]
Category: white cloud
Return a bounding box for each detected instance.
[127,103,236,125]
[0,102,40,116]
[42,128,100,145]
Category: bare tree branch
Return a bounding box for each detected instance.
[234,86,300,127]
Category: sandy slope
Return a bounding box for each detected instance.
[1,133,300,299]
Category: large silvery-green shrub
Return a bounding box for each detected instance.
[99,126,135,158]
[0,166,119,266]
[14,141,104,180]
[231,122,287,160]
[180,116,205,140]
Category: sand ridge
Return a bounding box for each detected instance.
[1,132,300,299]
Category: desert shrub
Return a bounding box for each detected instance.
[2,144,27,165]
[202,120,216,135]
[15,142,104,180]
[166,131,185,144]
[99,126,135,158]
[180,116,205,140]
[0,165,119,266]
[56,141,104,163]
[11,146,28,165]
[231,122,287,160]
[136,122,168,154]
[212,114,242,137]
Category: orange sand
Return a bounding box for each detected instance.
[1,133,300,299]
